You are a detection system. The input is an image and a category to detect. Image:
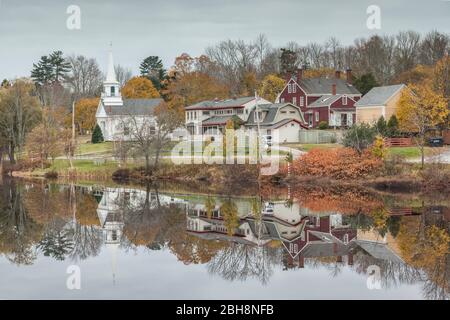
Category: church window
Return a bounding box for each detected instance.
[111,86,115,96]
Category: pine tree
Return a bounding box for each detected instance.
[49,51,70,82]
[387,115,399,137]
[139,56,166,90]
[375,116,387,136]
[91,124,104,144]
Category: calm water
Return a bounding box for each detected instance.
[0,179,448,300]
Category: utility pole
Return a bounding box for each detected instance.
[70,100,76,170]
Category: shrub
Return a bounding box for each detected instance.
[342,123,376,154]
[318,121,329,130]
[292,147,382,179]
[91,124,104,144]
[44,171,58,179]
[112,168,131,181]
[386,115,400,137]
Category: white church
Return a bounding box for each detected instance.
[95,51,164,141]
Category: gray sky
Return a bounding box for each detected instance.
[0,0,449,79]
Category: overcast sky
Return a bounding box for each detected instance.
[0,0,449,79]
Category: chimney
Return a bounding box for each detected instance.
[296,67,303,82]
[346,68,352,84]
[335,70,341,79]
[298,255,305,268]
[332,83,337,95]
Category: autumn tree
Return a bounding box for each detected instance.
[121,76,160,99]
[220,199,240,236]
[165,54,228,106]
[397,84,449,168]
[258,74,285,102]
[74,98,99,134]
[0,80,42,163]
[433,55,450,99]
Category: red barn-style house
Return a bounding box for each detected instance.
[277,67,362,128]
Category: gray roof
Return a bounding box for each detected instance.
[105,98,163,116]
[246,103,284,126]
[296,78,361,95]
[202,115,234,126]
[186,96,254,110]
[307,94,345,107]
[354,84,405,107]
[355,240,404,263]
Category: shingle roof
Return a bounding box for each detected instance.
[296,78,361,95]
[185,96,254,110]
[246,103,284,125]
[202,115,234,126]
[354,84,405,107]
[307,94,344,107]
[105,98,163,116]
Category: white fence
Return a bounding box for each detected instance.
[298,130,338,144]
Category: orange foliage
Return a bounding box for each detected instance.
[292,148,382,180]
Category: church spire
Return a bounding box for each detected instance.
[106,43,118,83]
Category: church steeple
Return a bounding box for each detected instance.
[102,45,123,106]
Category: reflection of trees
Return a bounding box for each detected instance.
[0,180,43,265]
[68,223,103,261]
[220,199,239,236]
[37,218,73,261]
[207,243,282,285]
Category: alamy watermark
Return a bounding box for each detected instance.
[170,129,280,175]
[366,265,382,290]
[366,5,381,30]
[66,265,81,290]
[66,5,81,30]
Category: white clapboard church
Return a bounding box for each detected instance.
[95,51,164,141]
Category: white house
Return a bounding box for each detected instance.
[245,103,308,143]
[95,51,164,141]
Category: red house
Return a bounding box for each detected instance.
[277,68,362,128]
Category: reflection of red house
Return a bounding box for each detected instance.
[277,68,361,128]
[282,215,357,269]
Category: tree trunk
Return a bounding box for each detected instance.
[145,153,150,175]
[8,144,15,164]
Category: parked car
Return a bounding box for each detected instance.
[428,137,444,147]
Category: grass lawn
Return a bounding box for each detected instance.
[76,141,114,155]
[387,147,433,159]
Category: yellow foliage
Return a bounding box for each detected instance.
[122,76,160,99]
[397,84,448,133]
[258,74,285,102]
[74,98,99,132]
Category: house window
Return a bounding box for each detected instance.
[288,84,292,93]
[150,125,156,135]
[292,97,297,105]
[123,126,130,135]
[290,111,295,114]
[292,84,296,93]
[344,234,349,244]
[256,111,263,122]
[110,86,115,97]
[202,111,210,115]
[291,123,295,127]
[237,109,243,114]
[315,112,319,122]
[300,96,304,106]
[343,96,348,105]
[281,111,287,114]
[280,98,285,103]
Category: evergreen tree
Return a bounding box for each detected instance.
[139,56,166,90]
[353,73,379,95]
[375,116,387,136]
[91,124,104,143]
[279,48,298,77]
[49,51,71,82]
[387,114,399,137]
[31,55,54,85]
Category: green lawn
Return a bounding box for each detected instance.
[387,147,432,159]
[76,141,113,155]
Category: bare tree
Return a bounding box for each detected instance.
[66,55,103,99]
[395,31,421,75]
[115,64,133,88]
[419,30,450,65]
